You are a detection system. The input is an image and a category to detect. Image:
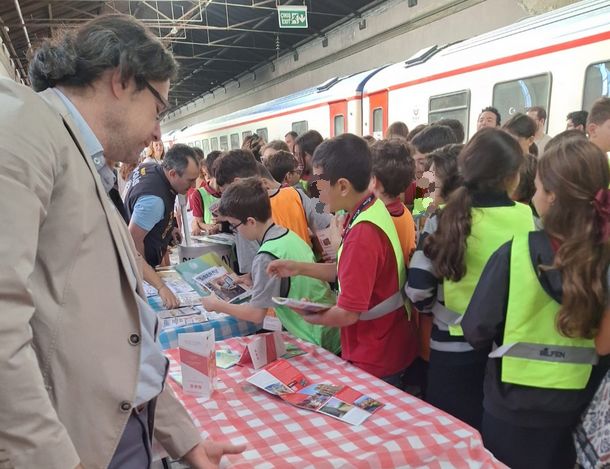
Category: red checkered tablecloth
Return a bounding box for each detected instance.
[166,332,505,468]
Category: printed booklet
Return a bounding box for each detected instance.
[247,359,383,425]
[272,297,332,314]
[193,266,250,303]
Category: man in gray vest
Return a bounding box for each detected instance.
[0,14,243,469]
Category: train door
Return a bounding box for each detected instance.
[369,90,388,139]
[329,100,348,137]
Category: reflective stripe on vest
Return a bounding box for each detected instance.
[497,234,596,390]
[259,229,341,354]
[337,198,409,320]
[197,188,219,225]
[443,203,534,336]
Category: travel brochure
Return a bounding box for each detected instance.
[247,359,383,426]
[272,297,333,314]
[178,330,216,398]
[193,266,250,304]
[144,253,251,330]
[237,332,286,369]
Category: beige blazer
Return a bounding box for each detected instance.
[0,78,201,468]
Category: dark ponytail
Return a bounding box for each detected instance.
[424,128,523,281]
[29,14,177,92]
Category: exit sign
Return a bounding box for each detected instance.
[278,5,308,29]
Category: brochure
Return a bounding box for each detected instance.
[194,266,250,303]
[315,227,340,262]
[157,306,209,329]
[272,297,332,314]
[237,332,286,369]
[247,359,383,425]
[145,269,202,312]
[178,330,216,398]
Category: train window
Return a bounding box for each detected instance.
[256,128,268,142]
[583,61,610,112]
[242,131,252,143]
[372,108,383,133]
[292,120,308,135]
[334,115,345,136]
[202,139,210,155]
[192,140,202,149]
[493,73,551,125]
[210,137,219,151]
[230,133,240,149]
[428,90,470,141]
[219,135,229,151]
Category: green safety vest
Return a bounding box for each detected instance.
[197,188,219,225]
[490,234,596,389]
[443,203,535,336]
[412,196,434,217]
[259,229,341,354]
[337,198,409,319]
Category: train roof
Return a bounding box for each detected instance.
[364,0,610,94]
[175,66,386,139]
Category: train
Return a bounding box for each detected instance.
[167,0,610,150]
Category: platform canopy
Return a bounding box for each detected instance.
[1,0,387,112]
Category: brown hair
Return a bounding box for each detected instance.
[265,150,298,183]
[427,143,464,201]
[424,128,523,281]
[587,96,610,125]
[370,139,415,198]
[537,139,610,338]
[385,121,409,139]
[512,153,537,204]
[261,139,290,155]
[218,177,271,223]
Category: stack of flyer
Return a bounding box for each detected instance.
[145,253,251,331]
[247,359,383,425]
[175,252,251,304]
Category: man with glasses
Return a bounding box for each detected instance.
[0,14,243,469]
[125,144,199,268]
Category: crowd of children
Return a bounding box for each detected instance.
[121,97,610,469]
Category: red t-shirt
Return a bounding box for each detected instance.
[187,185,203,217]
[337,198,418,378]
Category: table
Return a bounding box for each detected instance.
[158,316,260,350]
[166,333,505,468]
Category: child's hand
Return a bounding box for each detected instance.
[233,273,252,288]
[201,293,220,311]
[267,260,298,278]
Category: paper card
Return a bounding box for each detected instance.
[178,330,216,398]
[238,332,286,369]
[263,315,283,331]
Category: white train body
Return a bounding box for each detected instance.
[169,0,610,147]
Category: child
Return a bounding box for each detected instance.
[406,128,534,429]
[502,112,538,156]
[189,150,222,236]
[369,139,417,264]
[214,149,313,273]
[406,144,463,378]
[267,134,418,388]
[200,178,340,353]
[264,150,302,188]
[407,124,457,215]
[462,138,610,469]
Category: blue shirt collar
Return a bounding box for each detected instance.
[52,88,115,193]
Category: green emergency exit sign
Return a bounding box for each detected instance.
[278,5,308,29]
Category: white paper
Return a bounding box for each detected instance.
[179,330,216,398]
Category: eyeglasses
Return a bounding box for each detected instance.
[138,76,171,122]
[230,221,244,231]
